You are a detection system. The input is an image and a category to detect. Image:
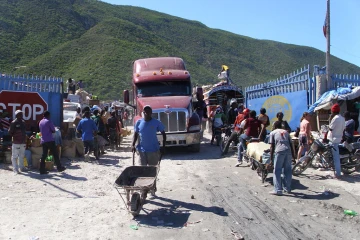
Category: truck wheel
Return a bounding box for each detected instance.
[190,143,200,152]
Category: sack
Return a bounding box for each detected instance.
[30,147,43,155]
[32,154,42,168]
[261,152,271,164]
[62,140,76,158]
[31,138,41,147]
[73,138,84,156]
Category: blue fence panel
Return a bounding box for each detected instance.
[247,90,308,131]
[0,73,63,129]
[332,74,360,88]
[245,65,310,130]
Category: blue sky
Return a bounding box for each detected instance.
[102,0,360,68]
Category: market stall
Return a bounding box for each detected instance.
[308,86,360,131]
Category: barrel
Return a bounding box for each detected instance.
[123,90,129,104]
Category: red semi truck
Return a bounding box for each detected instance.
[125,57,202,152]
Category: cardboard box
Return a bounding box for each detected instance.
[44,161,54,171]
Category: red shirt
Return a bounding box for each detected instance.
[244,118,261,137]
[234,114,246,132]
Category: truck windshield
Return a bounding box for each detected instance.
[136,81,191,97]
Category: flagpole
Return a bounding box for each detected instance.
[326,0,331,90]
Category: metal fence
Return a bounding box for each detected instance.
[0,73,64,128]
[332,74,360,88]
[245,65,311,104]
[1,73,63,93]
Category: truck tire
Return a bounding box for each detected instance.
[190,143,200,152]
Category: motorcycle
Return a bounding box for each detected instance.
[292,137,360,176]
[219,124,238,153]
[213,125,226,146]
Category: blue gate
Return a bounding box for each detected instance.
[245,66,312,131]
[332,74,360,88]
[0,73,64,128]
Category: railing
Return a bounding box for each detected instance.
[245,65,311,105]
[332,74,360,88]
[0,73,63,93]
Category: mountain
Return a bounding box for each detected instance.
[1,0,359,100]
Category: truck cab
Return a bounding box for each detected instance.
[128,57,202,152]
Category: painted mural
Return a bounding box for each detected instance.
[247,91,308,130]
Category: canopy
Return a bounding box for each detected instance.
[308,86,360,112]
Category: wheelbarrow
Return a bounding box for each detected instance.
[114,153,161,216]
[242,139,273,183]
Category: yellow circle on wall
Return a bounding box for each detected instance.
[262,95,292,126]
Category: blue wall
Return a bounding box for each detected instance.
[247,90,308,131]
[0,74,63,129]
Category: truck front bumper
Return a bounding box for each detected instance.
[157,131,202,147]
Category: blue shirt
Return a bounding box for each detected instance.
[76,117,98,141]
[135,118,165,152]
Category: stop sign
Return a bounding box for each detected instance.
[0,90,48,128]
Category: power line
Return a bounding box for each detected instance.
[331,45,360,59]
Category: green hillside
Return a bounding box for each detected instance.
[0,0,359,100]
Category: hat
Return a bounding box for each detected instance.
[331,103,340,113]
[15,110,23,116]
[243,108,250,114]
[143,105,151,111]
[230,98,237,105]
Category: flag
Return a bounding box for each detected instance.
[323,13,327,37]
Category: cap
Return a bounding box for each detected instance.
[243,108,250,114]
[230,98,237,105]
[143,105,151,111]
[15,110,23,116]
[331,103,340,113]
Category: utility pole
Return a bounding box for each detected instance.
[326,0,331,90]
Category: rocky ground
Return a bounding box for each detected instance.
[1,131,360,240]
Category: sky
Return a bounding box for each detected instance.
[102,0,360,68]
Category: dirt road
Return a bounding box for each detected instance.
[1,132,360,240]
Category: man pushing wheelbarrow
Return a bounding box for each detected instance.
[114,105,166,216]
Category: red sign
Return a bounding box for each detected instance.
[0,91,48,128]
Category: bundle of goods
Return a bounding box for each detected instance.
[45,155,54,171]
[246,142,271,164]
[62,140,76,158]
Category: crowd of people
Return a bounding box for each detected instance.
[198,99,355,195]
[2,91,356,197]
[2,102,134,175]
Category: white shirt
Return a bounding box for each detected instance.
[328,114,345,144]
[240,119,246,129]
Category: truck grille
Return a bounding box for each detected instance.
[152,111,187,132]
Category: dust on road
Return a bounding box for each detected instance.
[1,132,359,240]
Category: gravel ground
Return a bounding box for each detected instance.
[1,131,360,240]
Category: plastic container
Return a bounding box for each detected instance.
[344,210,358,216]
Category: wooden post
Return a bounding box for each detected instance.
[326,0,331,90]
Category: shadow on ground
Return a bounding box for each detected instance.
[133,195,228,228]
